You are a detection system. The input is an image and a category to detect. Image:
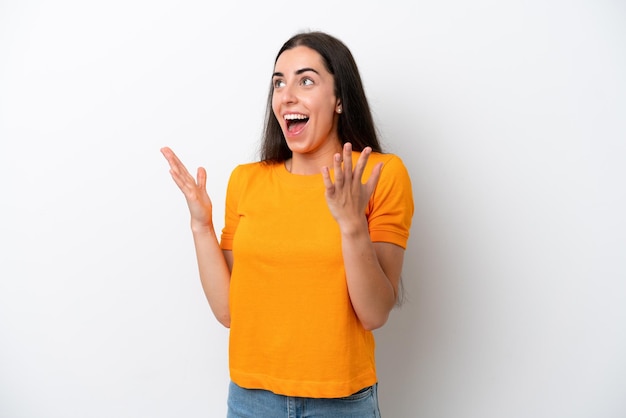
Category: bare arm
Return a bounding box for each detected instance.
[161,147,231,327]
[189,230,232,327]
[322,143,405,330]
[342,230,405,330]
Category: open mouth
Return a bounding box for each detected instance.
[285,114,309,133]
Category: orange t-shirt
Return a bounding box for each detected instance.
[220,151,413,398]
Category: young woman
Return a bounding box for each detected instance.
[161,31,414,418]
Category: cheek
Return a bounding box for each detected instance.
[271,95,281,121]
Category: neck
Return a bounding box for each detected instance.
[287,144,342,175]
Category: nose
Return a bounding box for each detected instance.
[279,83,297,105]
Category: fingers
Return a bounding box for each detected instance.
[353,146,372,185]
[327,142,377,188]
[161,147,189,176]
[342,142,353,182]
[364,162,383,197]
[321,166,335,196]
[197,167,207,190]
[161,146,204,196]
[168,168,188,192]
[332,142,354,188]
[160,146,177,166]
[332,151,344,187]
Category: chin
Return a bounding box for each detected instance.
[284,137,310,153]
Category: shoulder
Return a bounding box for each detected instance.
[226,161,283,195]
[230,161,272,175]
[229,161,276,181]
[365,152,414,246]
[366,152,411,182]
[363,151,413,204]
[368,152,406,166]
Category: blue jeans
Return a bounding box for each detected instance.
[227,381,382,418]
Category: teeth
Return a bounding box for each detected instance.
[284,114,308,120]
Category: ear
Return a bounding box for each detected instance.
[335,99,343,114]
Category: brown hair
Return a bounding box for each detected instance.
[260,31,382,162]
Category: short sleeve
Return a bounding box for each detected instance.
[367,155,414,249]
[220,165,245,250]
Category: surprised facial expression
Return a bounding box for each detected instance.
[272,46,342,157]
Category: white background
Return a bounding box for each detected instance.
[1,1,625,417]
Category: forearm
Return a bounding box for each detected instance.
[341,218,397,331]
[191,226,231,327]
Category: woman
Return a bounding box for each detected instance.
[161,31,413,417]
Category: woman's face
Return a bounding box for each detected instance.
[272,46,342,157]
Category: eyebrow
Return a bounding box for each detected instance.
[272,67,320,78]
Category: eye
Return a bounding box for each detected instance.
[301,78,314,86]
[273,79,285,88]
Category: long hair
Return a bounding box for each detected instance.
[260,31,382,163]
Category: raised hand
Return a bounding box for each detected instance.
[161,147,214,232]
[321,142,383,233]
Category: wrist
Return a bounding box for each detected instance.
[338,216,369,238]
[190,221,215,235]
